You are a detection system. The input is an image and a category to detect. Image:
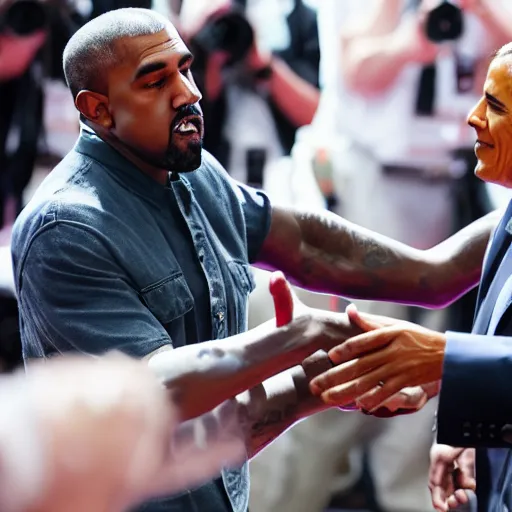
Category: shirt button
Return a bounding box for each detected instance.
[217,311,225,322]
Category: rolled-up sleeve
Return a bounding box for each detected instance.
[18,222,171,358]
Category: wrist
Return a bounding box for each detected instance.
[286,351,334,419]
[430,331,447,381]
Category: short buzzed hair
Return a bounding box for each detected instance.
[63,8,168,100]
[494,42,512,62]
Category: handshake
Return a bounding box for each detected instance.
[0,272,447,512]
[270,271,444,417]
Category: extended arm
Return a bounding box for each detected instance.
[18,223,361,456]
[145,311,352,423]
[256,205,499,308]
[265,57,320,127]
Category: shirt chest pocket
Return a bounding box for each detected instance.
[139,272,194,325]
[226,260,256,333]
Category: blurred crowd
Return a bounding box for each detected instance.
[1,0,512,511]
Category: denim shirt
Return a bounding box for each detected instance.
[11,128,272,512]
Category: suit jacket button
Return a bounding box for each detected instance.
[501,424,512,444]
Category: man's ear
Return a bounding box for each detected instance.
[75,91,113,129]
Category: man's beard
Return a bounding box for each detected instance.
[163,136,203,172]
[163,104,204,172]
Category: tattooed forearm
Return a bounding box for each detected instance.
[237,354,333,458]
[249,403,298,454]
[264,205,494,306]
[354,233,399,269]
[295,211,413,298]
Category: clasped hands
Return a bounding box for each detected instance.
[270,272,445,416]
[309,303,445,415]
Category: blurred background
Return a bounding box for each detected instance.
[1,0,512,510]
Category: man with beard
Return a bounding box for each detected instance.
[10,8,500,512]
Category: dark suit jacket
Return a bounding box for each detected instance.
[438,199,512,511]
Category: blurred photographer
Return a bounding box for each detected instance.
[0,0,82,375]
[0,0,48,376]
[180,0,320,187]
[0,0,49,234]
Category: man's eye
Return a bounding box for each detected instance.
[144,77,166,89]
[488,102,505,114]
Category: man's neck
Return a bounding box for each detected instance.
[85,123,169,185]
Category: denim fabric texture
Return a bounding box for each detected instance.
[11,127,272,512]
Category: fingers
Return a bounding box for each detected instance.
[454,469,476,493]
[313,363,405,409]
[309,348,390,399]
[352,373,408,412]
[327,325,395,365]
[449,488,471,507]
[431,485,450,512]
[376,386,428,413]
[269,271,294,327]
[345,304,382,332]
[430,466,454,512]
[346,304,409,330]
[455,448,476,491]
[429,446,469,512]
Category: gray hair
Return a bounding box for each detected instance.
[63,8,169,100]
[493,42,512,62]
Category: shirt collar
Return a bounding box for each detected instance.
[74,124,171,209]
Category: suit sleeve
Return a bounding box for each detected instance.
[437,331,512,448]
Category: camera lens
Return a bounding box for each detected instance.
[191,10,254,65]
[424,1,464,43]
[3,0,47,36]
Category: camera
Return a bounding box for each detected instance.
[424,0,464,43]
[0,0,47,37]
[190,7,254,66]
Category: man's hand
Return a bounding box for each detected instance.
[393,5,440,64]
[0,31,46,82]
[309,304,445,411]
[347,305,439,416]
[429,444,476,511]
[269,271,297,327]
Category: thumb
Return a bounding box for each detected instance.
[454,452,476,491]
[346,303,382,332]
[454,470,476,492]
[269,271,294,327]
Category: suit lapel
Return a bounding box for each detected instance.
[480,203,512,296]
[474,200,512,334]
[487,256,512,335]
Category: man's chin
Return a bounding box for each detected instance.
[176,159,202,173]
[166,143,203,173]
[475,163,505,186]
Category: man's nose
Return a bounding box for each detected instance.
[467,97,487,130]
[172,73,202,110]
